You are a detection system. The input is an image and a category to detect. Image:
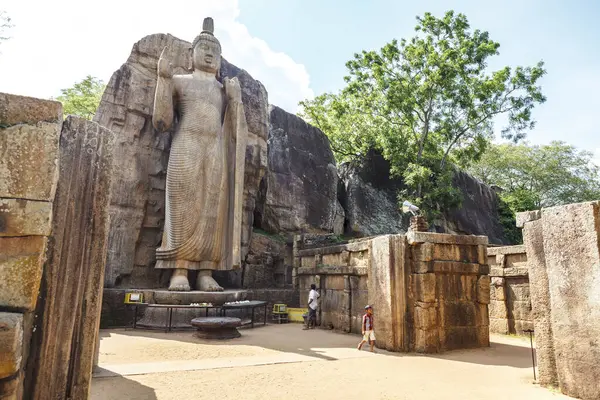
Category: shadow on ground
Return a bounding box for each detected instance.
[98,325,535,367]
[91,371,157,400]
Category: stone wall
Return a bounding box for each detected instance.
[0,94,62,399]
[294,231,490,353]
[95,33,268,289]
[519,203,600,400]
[487,245,532,335]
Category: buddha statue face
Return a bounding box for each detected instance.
[193,38,221,74]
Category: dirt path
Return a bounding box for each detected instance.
[92,325,570,400]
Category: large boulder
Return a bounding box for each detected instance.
[338,151,510,244]
[95,34,268,288]
[254,105,344,235]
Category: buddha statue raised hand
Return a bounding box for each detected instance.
[152,17,247,292]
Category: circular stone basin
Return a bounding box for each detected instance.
[191,317,242,340]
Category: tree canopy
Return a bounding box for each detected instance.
[299,10,546,218]
[0,11,13,44]
[470,141,600,212]
[55,76,105,120]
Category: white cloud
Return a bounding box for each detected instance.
[0,0,312,113]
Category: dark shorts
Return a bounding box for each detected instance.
[308,307,317,320]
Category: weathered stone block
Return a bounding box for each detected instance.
[414,302,437,329]
[412,273,436,303]
[432,261,482,275]
[0,312,23,379]
[0,198,53,236]
[0,93,62,126]
[0,121,60,201]
[489,318,509,334]
[477,275,490,304]
[493,285,505,301]
[489,300,507,319]
[516,209,541,228]
[0,236,46,311]
[407,231,488,246]
[415,328,438,353]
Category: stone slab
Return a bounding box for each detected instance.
[151,290,248,306]
[487,245,526,256]
[0,236,46,311]
[0,93,62,126]
[0,312,23,379]
[0,122,60,201]
[407,231,488,246]
[0,198,53,236]
[516,210,541,228]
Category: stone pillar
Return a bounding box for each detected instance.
[25,117,114,400]
[519,203,600,399]
[520,216,557,386]
[0,93,62,399]
[368,235,408,352]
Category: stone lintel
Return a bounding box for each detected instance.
[413,260,489,275]
[503,266,529,277]
[296,240,370,257]
[0,92,62,126]
[516,210,541,228]
[0,312,24,379]
[407,231,488,246]
[489,267,504,277]
[297,265,367,276]
[487,245,526,256]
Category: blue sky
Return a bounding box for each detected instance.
[1,0,598,161]
[238,0,600,156]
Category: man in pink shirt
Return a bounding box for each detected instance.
[357,305,375,352]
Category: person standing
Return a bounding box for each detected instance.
[357,305,376,352]
[304,284,320,329]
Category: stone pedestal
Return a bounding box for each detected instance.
[191,317,242,339]
[135,289,247,329]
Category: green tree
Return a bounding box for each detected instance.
[300,11,546,219]
[470,141,600,212]
[56,76,105,120]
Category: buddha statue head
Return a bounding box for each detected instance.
[192,17,222,74]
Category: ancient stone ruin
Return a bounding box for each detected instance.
[295,231,490,352]
[487,245,532,335]
[518,203,600,400]
[3,18,599,400]
[0,94,114,399]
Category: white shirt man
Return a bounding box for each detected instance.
[305,284,320,329]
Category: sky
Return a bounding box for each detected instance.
[1,0,599,163]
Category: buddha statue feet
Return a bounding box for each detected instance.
[197,270,224,292]
[168,269,191,291]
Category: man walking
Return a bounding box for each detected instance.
[358,305,375,352]
[304,284,320,329]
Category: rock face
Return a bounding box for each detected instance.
[338,151,509,244]
[443,170,507,244]
[94,33,268,288]
[255,105,344,234]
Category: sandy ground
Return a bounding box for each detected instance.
[92,325,571,400]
